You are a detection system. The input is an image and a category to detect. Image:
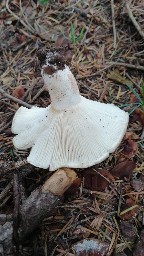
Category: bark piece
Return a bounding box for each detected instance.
[110,160,136,179]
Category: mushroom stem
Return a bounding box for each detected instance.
[42,66,81,111]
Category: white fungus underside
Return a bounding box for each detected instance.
[12,96,129,171]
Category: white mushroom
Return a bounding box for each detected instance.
[12,49,129,171]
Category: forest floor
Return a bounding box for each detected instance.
[0,0,144,255]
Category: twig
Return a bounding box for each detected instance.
[141,128,144,140]
[30,86,45,103]
[19,0,34,32]
[6,0,35,34]
[0,181,12,203]
[0,87,32,108]
[126,1,144,40]
[111,0,117,49]
[0,120,12,133]
[0,169,77,255]
[125,72,141,91]
[0,160,28,175]
[99,82,110,101]
[108,61,144,71]
[13,172,20,253]
[77,64,113,79]
[12,39,32,52]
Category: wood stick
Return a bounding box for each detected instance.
[19,168,77,240]
[6,0,35,34]
[126,1,144,40]
[0,168,77,254]
[107,61,144,71]
[0,87,32,109]
[111,0,117,49]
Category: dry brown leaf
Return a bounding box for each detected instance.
[82,169,114,191]
[54,35,68,48]
[72,238,109,256]
[132,108,144,126]
[120,198,138,220]
[34,23,65,41]
[131,173,144,192]
[122,139,138,158]
[110,160,136,179]
[12,86,25,99]
[65,178,81,196]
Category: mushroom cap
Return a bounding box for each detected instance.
[12,96,129,171]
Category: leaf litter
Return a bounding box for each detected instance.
[0,0,144,255]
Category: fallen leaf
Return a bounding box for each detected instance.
[110,160,136,179]
[122,139,138,158]
[120,220,137,242]
[65,178,81,196]
[120,198,138,220]
[54,35,68,48]
[34,22,65,41]
[133,229,144,256]
[132,108,144,126]
[82,169,114,191]
[72,238,109,256]
[12,86,25,99]
[131,173,144,192]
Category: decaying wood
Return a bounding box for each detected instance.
[19,169,77,240]
[0,169,77,254]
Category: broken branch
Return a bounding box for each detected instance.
[19,168,77,240]
[0,169,77,254]
[126,1,144,40]
[111,0,117,49]
[0,87,32,109]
